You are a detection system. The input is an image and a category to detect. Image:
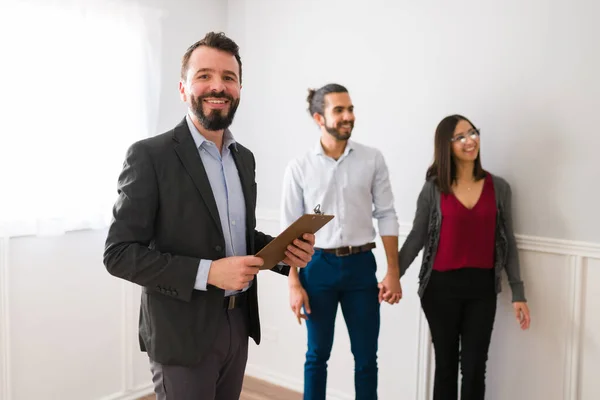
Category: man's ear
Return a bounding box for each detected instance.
[178,80,187,102]
[313,112,324,127]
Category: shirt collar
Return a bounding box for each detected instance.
[185,114,237,151]
[313,138,354,156]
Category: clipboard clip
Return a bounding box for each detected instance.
[313,204,323,215]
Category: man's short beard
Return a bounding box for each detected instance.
[191,92,240,131]
[324,117,353,141]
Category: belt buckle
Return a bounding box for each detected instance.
[336,245,353,257]
[227,296,236,310]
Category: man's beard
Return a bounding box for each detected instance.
[324,118,354,141]
[191,92,240,131]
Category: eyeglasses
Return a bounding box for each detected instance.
[450,128,480,144]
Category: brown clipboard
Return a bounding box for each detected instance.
[255,211,334,270]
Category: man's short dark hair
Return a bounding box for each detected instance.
[306,83,348,117]
[181,32,242,83]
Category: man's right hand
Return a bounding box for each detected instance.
[289,283,311,324]
[207,256,263,291]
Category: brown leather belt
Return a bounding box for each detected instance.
[316,242,376,257]
[223,291,247,310]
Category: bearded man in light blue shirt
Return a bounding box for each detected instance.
[281,83,402,400]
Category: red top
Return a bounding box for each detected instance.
[432,173,497,272]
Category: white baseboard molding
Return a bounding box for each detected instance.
[245,364,353,400]
[100,383,153,400]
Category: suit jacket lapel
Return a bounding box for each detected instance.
[230,144,255,248]
[172,119,224,238]
[231,146,252,206]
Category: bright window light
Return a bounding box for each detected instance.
[0,0,162,237]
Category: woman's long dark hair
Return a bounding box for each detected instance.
[426,114,485,194]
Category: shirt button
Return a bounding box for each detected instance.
[215,245,222,252]
[231,220,236,226]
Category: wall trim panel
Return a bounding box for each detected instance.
[0,238,11,400]
[564,256,585,400]
[121,281,136,392]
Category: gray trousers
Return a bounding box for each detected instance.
[150,307,249,400]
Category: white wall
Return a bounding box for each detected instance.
[228,0,600,244]
[0,1,227,399]
[223,0,600,398]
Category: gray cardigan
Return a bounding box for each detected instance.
[398,174,526,303]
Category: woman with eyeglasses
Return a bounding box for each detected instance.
[398,114,531,400]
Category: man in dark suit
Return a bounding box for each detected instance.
[103,32,315,400]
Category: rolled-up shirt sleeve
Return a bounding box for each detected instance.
[371,150,399,236]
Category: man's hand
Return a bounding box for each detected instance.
[282,233,315,269]
[207,256,264,291]
[378,271,402,304]
[289,283,311,324]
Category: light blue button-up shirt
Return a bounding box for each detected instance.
[186,115,249,296]
[281,140,399,248]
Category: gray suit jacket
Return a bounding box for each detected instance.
[103,118,289,366]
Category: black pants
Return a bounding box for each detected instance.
[421,268,497,400]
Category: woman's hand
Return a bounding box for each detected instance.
[513,302,531,330]
[289,283,311,325]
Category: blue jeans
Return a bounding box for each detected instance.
[299,249,380,400]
